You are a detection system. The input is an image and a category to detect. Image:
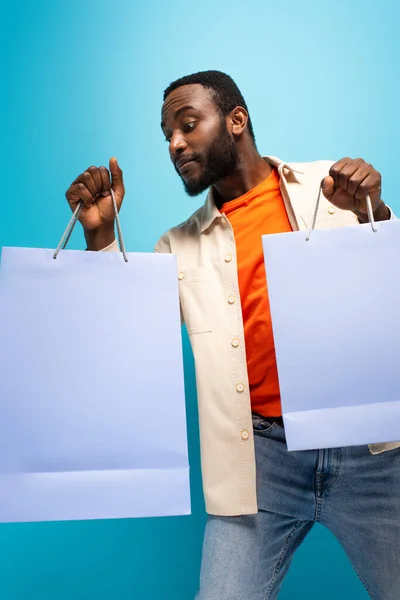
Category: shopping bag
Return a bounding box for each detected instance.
[262,197,400,450]
[0,235,190,522]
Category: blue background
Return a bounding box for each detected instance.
[1,0,399,598]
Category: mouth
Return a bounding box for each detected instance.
[176,157,196,172]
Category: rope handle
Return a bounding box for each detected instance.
[305,185,377,241]
[53,189,128,262]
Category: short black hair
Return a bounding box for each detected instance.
[163,70,256,144]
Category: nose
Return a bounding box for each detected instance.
[169,132,188,158]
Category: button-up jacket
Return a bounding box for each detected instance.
[105,156,400,516]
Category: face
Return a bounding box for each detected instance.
[161,84,238,196]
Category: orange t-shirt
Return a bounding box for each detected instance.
[220,168,292,417]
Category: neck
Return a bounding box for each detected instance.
[213,146,272,208]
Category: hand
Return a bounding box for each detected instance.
[321,158,384,216]
[65,157,125,250]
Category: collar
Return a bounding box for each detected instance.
[200,156,303,233]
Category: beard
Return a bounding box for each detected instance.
[176,118,239,197]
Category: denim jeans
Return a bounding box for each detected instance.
[196,414,400,600]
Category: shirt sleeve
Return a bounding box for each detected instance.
[99,239,119,252]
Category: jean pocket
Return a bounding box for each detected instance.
[380,445,400,459]
[252,415,277,435]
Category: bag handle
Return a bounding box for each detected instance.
[305,185,377,241]
[53,189,128,262]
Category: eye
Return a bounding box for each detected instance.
[183,122,196,133]
[164,137,171,143]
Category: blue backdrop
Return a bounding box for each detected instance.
[1,1,399,598]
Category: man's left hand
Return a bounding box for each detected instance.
[321,157,389,219]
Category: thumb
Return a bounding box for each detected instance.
[109,157,125,196]
[321,175,335,200]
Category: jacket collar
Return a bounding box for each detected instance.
[200,156,303,233]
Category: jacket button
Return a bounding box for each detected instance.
[236,383,245,393]
[241,430,249,441]
[228,295,235,304]
[178,272,184,280]
[231,338,240,348]
[225,254,232,263]
[328,206,335,215]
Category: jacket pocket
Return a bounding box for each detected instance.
[178,267,213,335]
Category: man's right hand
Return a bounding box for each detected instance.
[65,157,125,251]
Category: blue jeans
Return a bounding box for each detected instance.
[196,414,400,599]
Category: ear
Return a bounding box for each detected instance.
[229,106,248,137]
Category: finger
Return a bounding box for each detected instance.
[66,183,94,209]
[332,158,366,192]
[321,175,335,200]
[329,157,354,189]
[99,166,111,196]
[354,173,381,201]
[337,161,363,192]
[109,157,125,195]
[347,166,371,197]
[72,170,97,198]
[87,166,103,196]
[329,157,351,179]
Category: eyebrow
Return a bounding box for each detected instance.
[161,105,198,129]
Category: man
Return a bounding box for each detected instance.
[66,70,400,599]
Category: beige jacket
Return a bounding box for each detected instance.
[104,156,400,516]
